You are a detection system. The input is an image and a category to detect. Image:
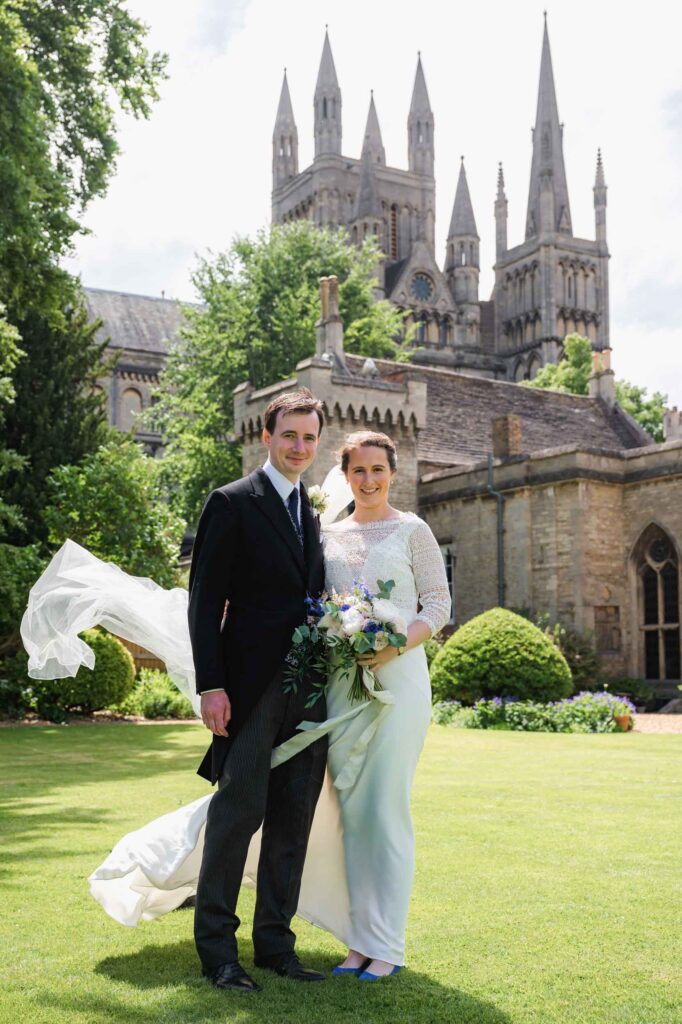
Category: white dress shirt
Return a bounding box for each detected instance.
[262,457,301,527]
[200,461,302,695]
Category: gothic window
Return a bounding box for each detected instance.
[323,97,328,119]
[120,387,143,432]
[635,526,681,681]
[417,120,423,144]
[332,97,336,119]
[469,243,475,265]
[287,137,292,157]
[460,244,466,266]
[568,276,572,301]
[389,204,398,260]
[439,545,456,625]
[425,121,430,143]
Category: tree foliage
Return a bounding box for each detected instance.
[43,436,185,588]
[3,298,112,544]
[0,303,26,535]
[526,333,666,441]
[152,222,412,525]
[0,0,167,313]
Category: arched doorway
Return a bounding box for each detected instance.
[634,525,681,682]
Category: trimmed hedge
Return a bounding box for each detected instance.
[31,628,135,716]
[430,607,572,704]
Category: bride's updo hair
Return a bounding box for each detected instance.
[339,431,397,474]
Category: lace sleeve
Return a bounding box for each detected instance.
[408,520,452,636]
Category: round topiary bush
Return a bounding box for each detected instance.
[430,608,572,704]
[32,628,135,715]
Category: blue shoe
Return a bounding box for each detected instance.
[358,965,402,981]
[332,958,371,976]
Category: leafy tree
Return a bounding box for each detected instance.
[0,0,167,313]
[526,333,592,394]
[43,436,185,588]
[526,333,666,441]
[0,304,25,535]
[613,380,666,443]
[152,222,411,524]
[0,1,168,540]
[3,298,111,544]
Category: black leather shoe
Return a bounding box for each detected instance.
[203,961,262,992]
[254,952,324,982]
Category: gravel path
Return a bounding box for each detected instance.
[633,714,682,734]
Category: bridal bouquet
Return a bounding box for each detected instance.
[283,579,407,707]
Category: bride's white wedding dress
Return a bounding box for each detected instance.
[22,512,450,964]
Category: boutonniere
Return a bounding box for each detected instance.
[307,485,329,517]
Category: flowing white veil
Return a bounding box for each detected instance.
[20,465,353,699]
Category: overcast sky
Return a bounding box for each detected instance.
[65,0,682,405]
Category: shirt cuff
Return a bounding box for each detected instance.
[199,687,226,694]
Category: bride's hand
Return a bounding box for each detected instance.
[356,646,400,672]
[201,690,231,736]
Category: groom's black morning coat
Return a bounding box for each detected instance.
[188,467,325,783]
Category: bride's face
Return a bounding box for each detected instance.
[345,446,395,512]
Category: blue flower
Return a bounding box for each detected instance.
[340,603,351,612]
[363,621,382,634]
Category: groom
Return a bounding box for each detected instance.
[188,387,328,993]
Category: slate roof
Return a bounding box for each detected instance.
[84,287,186,356]
[344,355,651,467]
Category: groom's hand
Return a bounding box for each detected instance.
[201,690,231,737]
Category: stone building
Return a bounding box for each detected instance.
[84,287,186,452]
[235,278,682,699]
[272,16,609,381]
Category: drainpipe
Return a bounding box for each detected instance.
[487,453,506,607]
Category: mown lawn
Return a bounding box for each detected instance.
[0,723,680,1024]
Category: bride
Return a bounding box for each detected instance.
[21,429,450,982]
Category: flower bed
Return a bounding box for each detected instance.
[432,691,636,733]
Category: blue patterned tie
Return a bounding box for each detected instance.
[287,487,303,547]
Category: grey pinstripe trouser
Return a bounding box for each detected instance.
[194,672,328,969]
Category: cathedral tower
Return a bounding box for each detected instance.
[492,14,610,379]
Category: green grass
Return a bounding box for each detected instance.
[0,724,680,1024]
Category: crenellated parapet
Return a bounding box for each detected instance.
[234,278,426,511]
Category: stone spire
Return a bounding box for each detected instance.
[362,91,385,166]
[448,157,478,237]
[353,141,382,222]
[272,70,298,188]
[314,28,342,157]
[445,158,479,305]
[525,15,572,238]
[593,148,607,245]
[495,162,508,258]
[407,54,434,177]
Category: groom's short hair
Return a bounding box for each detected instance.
[264,388,324,436]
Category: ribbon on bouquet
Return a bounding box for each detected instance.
[270,666,395,792]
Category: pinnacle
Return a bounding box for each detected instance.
[409,53,431,115]
[362,92,385,165]
[315,28,339,92]
[449,158,478,238]
[274,69,295,126]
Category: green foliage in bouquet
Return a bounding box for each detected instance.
[429,608,572,704]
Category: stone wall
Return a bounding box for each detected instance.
[419,441,682,694]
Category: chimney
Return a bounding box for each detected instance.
[588,347,615,407]
[663,406,682,441]
[315,275,346,370]
[492,414,523,458]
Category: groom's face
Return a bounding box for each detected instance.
[263,411,321,482]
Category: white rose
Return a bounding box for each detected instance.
[318,612,345,638]
[373,631,389,651]
[339,607,366,637]
[371,598,406,635]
